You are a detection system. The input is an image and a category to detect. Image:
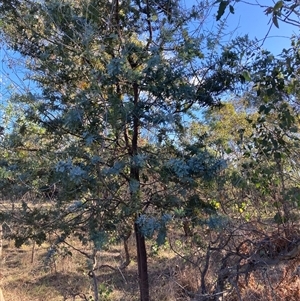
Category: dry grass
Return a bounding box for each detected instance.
[0,232,204,301]
[0,221,299,301]
[0,242,90,301]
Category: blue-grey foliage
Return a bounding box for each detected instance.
[136,213,172,245]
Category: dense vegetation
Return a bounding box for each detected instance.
[0,1,300,300]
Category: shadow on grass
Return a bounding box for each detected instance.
[92,250,194,301]
[4,272,90,301]
[37,272,94,300]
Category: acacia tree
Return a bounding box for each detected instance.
[0,0,249,300]
[215,0,300,28]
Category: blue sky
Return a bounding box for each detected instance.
[184,0,298,53]
[223,0,298,54]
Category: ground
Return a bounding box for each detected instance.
[0,221,300,301]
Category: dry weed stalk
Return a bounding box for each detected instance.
[170,220,300,301]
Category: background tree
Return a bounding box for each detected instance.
[215,0,300,28]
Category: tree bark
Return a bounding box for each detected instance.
[131,81,150,301]
[135,222,149,301]
[0,288,5,301]
[0,224,2,259]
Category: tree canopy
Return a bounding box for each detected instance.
[0,1,300,300]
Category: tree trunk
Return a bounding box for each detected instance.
[135,222,149,301]
[0,224,3,259]
[0,288,5,301]
[0,266,4,301]
[130,81,150,301]
[31,240,36,263]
